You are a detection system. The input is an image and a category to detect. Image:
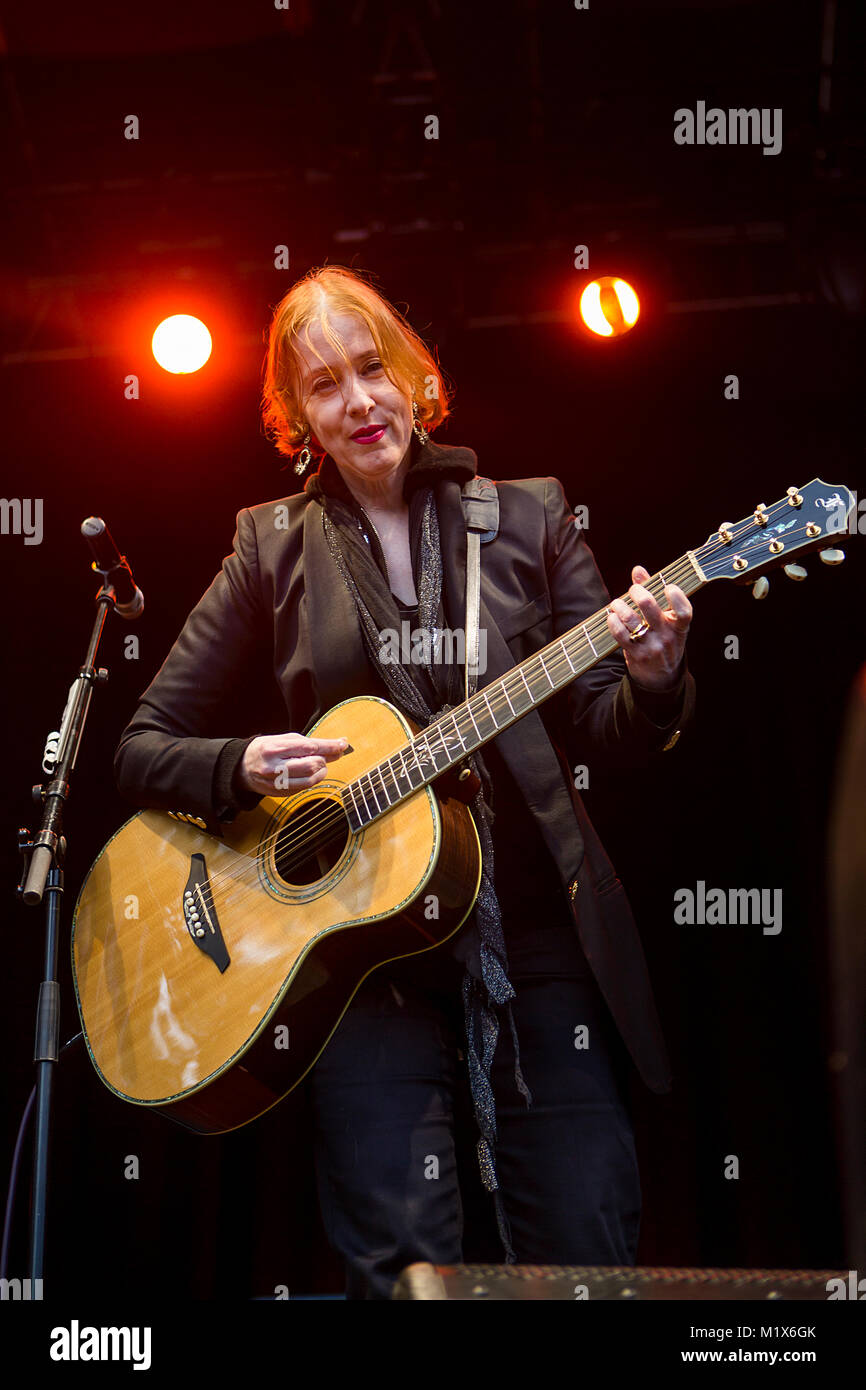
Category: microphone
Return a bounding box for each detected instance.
[81,517,145,619]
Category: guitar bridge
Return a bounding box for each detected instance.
[182,853,230,973]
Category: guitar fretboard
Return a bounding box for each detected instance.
[341,552,706,831]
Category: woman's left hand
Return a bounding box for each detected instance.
[606,565,693,691]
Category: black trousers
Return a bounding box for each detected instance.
[305,903,641,1300]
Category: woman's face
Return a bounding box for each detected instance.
[294,313,413,495]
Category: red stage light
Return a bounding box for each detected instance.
[152,315,213,374]
[579,278,640,338]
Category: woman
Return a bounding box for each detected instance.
[115,264,695,1299]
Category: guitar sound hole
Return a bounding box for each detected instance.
[273,797,351,886]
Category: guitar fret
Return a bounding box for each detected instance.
[393,747,409,786]
[414,737,435,775]
[369,767,386,811]
[501,680,517,715]
[464,702,482,741]
[425,736,444,770]
[537,653,555,690]
[434,725,451,760]
[480,689,498,727]
[450,713,467,751]
[518,668,533,703]
[647,576,667,608]
[343,783,358,818]
[554,646,572,680]
[355,780,372,821]
[508,674,532,714]
[582,623,598,659]
[452,711,472,752]
[376,766,393,805]
[366,775,382,815]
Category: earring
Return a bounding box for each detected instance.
[294,432,312,475]
[412,400,429,444]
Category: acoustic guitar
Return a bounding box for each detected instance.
[71,480,853,1133]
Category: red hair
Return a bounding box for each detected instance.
[261,265,451,463]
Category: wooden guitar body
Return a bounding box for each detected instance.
[71,697,482,1133]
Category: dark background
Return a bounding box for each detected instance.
[1,0,863,1298]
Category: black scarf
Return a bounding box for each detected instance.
[304,437,532,1263]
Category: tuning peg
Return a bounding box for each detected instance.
[819,548,845,565]
[783,564,807,581]
[752,576,769,600]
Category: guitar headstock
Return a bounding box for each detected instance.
[693,480,855,590]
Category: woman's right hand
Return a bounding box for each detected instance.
[236,733,349,797]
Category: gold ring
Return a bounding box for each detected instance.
[628,620,650,641]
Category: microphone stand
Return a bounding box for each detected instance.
[16,545,133,1285]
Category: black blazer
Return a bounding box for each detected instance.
[115,440,695,1094]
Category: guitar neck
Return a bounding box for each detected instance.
[342,550,707,830]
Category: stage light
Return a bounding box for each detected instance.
[151,315,213,374]
[579,278,640,338]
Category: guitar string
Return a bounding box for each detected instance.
[191,509,821,920]
[188,514,822,917]
[189,551,703,914]
[209,510,804,882]
[215,548,703,877]
[184,513,823,917]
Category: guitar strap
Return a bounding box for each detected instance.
[460,476,499,701]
